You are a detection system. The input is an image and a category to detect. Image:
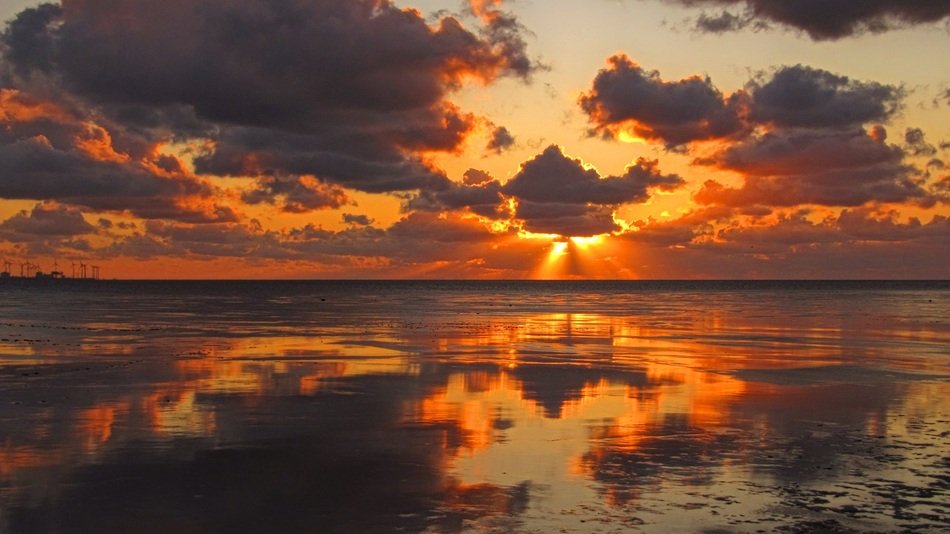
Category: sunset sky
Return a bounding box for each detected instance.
[0,0,947,279]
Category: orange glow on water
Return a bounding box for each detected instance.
[75,403,124,453]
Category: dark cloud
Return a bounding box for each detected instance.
[463,169,494,186]
[502,145,684,235]
[4,1,531,122]
[709,209,949,254]
[694,10,754,34]
[191,123,457,194]
[0,201,99,258]
[104,208,515,271]
[613,207,949,279]
[291,211,506,266]
[836,208,949,243]
[579,54,747,147]
[691,127,927,210]
[125,220,289,260]
[0,202,94,237]
[714,212,841,249]
[406,167,507,219]
[581,59,902,149]
[694,132,927,208]
[241,175,351,213]
[621,218,709,246]
[904,127,938,157]
[0,3,61,79]
[514,201,619,236]
[504,145,684,205]
[695,127,905,177]
[749,65,901,129]
[665,0,950,40]
[412,145,686,232]
[486,125,515,153]
[0,0,537,199]
[411,179,507,219]
[0,98,236,222]
[387,211,493,245]
[342,213,374,227]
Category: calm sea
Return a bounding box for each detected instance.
[1,281,948,532]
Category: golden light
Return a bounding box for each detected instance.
[569,235,605,249]
[532,233,613,279]
[617,128,647,144]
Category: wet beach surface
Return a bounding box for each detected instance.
[0,281,948,532]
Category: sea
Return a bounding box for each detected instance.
[0,280,947,532]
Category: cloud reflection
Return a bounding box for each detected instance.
[0,284,947,531]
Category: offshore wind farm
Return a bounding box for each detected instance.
[1,259,101,280]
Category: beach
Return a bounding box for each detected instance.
[0,281,947,532]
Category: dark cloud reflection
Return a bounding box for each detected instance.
[0,281,947,532]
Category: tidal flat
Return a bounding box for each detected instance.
[0,281,947,532]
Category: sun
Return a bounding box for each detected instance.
[533,234,611,279]
[569,235,605,249]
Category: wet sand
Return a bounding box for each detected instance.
[0,281,947,532]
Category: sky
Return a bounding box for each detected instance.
[0,0,947,279]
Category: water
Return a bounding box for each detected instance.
[0,281,948,532]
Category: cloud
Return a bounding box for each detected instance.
[412,145,686,232]
[581,59,902,148]
[904,127,937,157]
[0,201,99,257]
[0,89,236,222]
[581,56,929,210]
[748,65,902,128]
[502,145,684,235]
[621,217,710,246]
[693,128,932,207]
[836,208,949,243]
[0,201,94,237]
[412,179,507,219]
[706,209,949,259]
[694,11,755,34]
[695,127,904,177]
[190,122,458,194]
[241,175,351,213]
[513,201,620,236]
[1,0,538,198]
[342,213,374,227]
[462,169,494,186]
[504,145,684,205]
[611,207,949,278]
[579,54,747,147]
[665,0,950,40]
[486,125,516,153]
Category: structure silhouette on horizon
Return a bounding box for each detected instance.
[1,259,100,280]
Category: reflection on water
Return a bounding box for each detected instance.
[0,281,948,532]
